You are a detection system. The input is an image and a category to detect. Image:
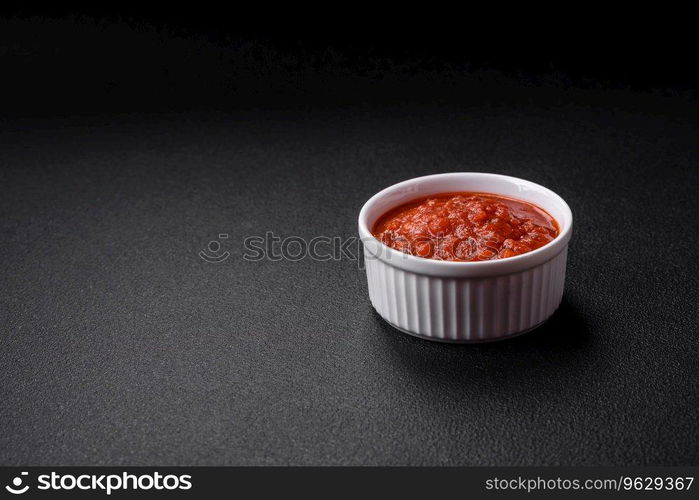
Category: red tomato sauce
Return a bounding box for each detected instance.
[372,192,559,261]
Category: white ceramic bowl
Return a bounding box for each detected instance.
[358,173,573,342]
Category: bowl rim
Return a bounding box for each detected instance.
[357,172,573,277]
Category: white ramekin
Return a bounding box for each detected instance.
[358,173,573,343]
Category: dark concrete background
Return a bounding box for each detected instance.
[1,13,697,465]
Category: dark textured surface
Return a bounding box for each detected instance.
[1,92,698,466]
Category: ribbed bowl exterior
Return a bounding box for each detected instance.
[364,247,568,342]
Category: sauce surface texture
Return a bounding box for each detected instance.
[372,192,559,261]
